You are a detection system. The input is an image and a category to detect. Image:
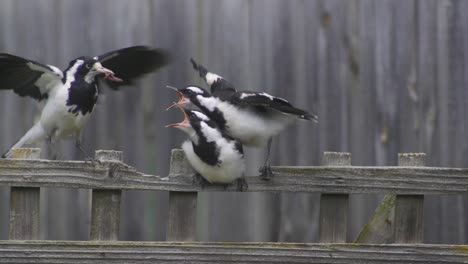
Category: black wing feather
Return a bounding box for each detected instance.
[190,58,237,100]
[97,46,170,90]
[0,53,62,101]
[234,92,318,121]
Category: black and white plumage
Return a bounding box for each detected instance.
[169,59,318,180]
[167,107,247,191]
[0,46,170,158]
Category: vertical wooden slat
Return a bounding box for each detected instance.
[319,152,351,243]
[354,152,425,244]
[166,149,197,241]
[89,150,122,241]
[394,153,425,243]
[9,148,41,240]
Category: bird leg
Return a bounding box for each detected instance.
[192,173,210,188]
[75,137,98,163]
[46,136,60,160]
[259,138,274,180]
[236,177,248,192]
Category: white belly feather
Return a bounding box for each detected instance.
[215,101,294,147]
[182,140,245,184]
[39,85,92,139]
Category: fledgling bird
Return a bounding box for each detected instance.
[168,59,318,180]
[0,46,170,158]
[167,107,247,191]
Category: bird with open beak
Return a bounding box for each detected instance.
[167,106,247,191]
[0,46,170,159]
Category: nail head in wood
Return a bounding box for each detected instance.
[9,148,41,240]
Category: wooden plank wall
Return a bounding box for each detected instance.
[0,0,467,244]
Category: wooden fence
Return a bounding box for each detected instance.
[0,148,467,263]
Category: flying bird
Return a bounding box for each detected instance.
[0,46,170,158]
[167,107,247,191]
[168,59,318,180]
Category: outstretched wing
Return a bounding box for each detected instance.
[96,46,170,90]
[0,53,63,101]
[234,91,318,121]
[190,58,237,100]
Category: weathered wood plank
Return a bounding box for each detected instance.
[355,153,425,243]
[394,153,425,243]
[166,149,197,241]
[90,151,123,241]
[0,240,466,264]
[319,152,350,243]
[1,150,468,194]
[8,148,41,240]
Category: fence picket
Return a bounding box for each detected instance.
[8,148,41,240]
[90,150,123,241]
[166,149,197,241]
[319,152,351,243]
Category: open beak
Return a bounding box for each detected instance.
[166,105,190,128]
[166,86,189,110]
[95,65,123,82]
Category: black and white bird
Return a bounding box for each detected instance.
[167,107,247,191]
[168,59,318,180]
[0,46,170,158]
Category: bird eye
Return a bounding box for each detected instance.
[85,64,91,69]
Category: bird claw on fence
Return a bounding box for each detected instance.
[259,166,274,181]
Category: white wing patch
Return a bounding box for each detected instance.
[259,92,274,101]
[193,111,210,121]
[197,95,222,111]
[187,86,204,94]
[47,65,64,78]
[239,93,256,99]
[26,62,63,95]
[205,72,221,86]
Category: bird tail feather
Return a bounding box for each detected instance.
[301,112,319,123]
[2,124,46,158]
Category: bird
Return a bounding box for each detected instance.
[0,46,170,159]
[166,106,247,191]
[167,59,318,180]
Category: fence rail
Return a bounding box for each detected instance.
[0,241,467,264]
[0,148,467,263]
[1,152,468,194]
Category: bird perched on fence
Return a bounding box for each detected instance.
[167,106,247,191]
[0,46,170,158]
[167,59,318,180]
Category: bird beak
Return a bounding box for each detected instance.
[166,86,189,110]
[95,64,123,82]
[166,105,190,128]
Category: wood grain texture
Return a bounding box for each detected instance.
[8,148,41,240]
[1,155,468,194]
[90,151,123,241]
[319,152,350,243]
[355,153,426,244]
[394,153,425,243]
[166,149,197,241]
[0,240,466,264]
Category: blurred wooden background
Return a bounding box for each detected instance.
[0,0,467,244]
